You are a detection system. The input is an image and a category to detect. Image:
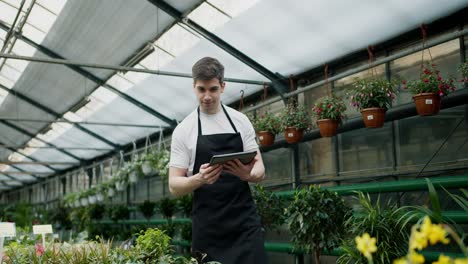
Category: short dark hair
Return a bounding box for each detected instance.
[192,57,224,83]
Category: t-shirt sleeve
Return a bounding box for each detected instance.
[241,113,259,152]
[169,126,190,169]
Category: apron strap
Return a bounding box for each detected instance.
[197,104,239,135]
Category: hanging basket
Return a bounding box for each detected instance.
[80,197,88,207]
[317,119,339,137]
[141,161,153,176]
[129,171,139,183]
[360,108,386,128]
[115,180,126,192]
[413,92,440,116]
[88,195,97,205]
[284,127,304,144]
[107,188,115,198]
[257,131,275,147]
[96,193,104,202]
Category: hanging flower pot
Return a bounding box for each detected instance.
[403,63,456,116]
[115,180,126,192]
[73,200,80,208]
[88,195,97,205]
[360,107,386,128]
[316,119,339,137]
[141,160,153,175]
[129,171,139,183]
[257,131,275,147]
[96,193,104,202]
[312,96,346,137]
[80,197,88,207]
[412,92,441,116]
[284,127,304,144]
[107,187,115,198]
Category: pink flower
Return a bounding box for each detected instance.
[438,84,444,89]
[36,244,45,257]
[439,91,444,97]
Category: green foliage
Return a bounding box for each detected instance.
[311,95,347,121]
[138,200,156,220]
[108,205,130,222]
[180,223,192,242]
[404,63,456,96]
[70,207,90,232]
[136,228,171,260]
[459,61,468,82]
[49,203,73,229]
[177,194,193,218]
[88,204,106,220]
[349,77,397,110]
[156,149,170,179]
[248,111,282,134]
[286,185,349,262]
[252,185,287,231]
[280,102,311,130]
[337,192,411,264]
[158,197,178,219]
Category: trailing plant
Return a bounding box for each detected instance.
[156,149,170,179]
[311,95,347,120]
[286,185,349,264]
[249,111,282,134]
[402,63,456,96]
[459,61,468,83]
[252,185,287,231]
[337,192,411,264]
[280,102,311,130]
[348,77,397,110]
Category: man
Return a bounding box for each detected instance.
[169,57,267,264]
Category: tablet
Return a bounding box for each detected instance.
[209,150,257,165]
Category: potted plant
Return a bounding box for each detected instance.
[249,111,281,147]
[312,95,346,137]
[252,185,287,231]
[349,77,397,128]
[403,63,456,116]
[177,194,193,218]
[155,149,170,180]
[286,185,349,264]
[157,197,178,220]
[138,200,156,221]
[128,160,143,184]
[108,205,130,223]
[280,102,311,144]
[140,152,158,176]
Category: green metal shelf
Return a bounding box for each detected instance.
[98,218,191,225]
[276,175,468,197]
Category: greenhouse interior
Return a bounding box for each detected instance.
[0,0,467,263]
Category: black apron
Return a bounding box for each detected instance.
[191,105,267,264]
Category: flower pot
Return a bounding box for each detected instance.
[141,161,153,175]
[115,181,126,192]
[88,195,97,205]
[413,92,441,116]
[360,108,385,128]
[73,200,80,208]
[317,119,339,137]
[80,198,88,207]
[96,193,104,202]
[257,131,275,147]
[107,188,115,198]
[129,171,138,183]
[284,127,304,144]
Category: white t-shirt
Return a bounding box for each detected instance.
[170,104,258,176]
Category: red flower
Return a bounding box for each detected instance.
[36,244,45,257]
[402,80,407,85]
[437,76,442,81]
[423,69,431,75]
[423,79,429,83]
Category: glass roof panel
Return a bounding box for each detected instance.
[106,74,135,93]
[155,24,200,57]
[11,39,37,56]
[188,2,230,32]
[21,23,46,43]
[27,4,56,33]
[36,0,68,15]
[208,0,261,17]
[0,1,18,25]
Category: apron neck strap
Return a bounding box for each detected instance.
[197,104,238,135]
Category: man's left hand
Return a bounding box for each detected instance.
[223,159,255,181]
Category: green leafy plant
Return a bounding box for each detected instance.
[286,185,349,264]
[88,204,106,220]
[138,200,156,221]
[177,194,193,218]
[158,197,178,220]
[252,185,287,231]
[280,102,311,130]
[349,77,397,110]
[311,95,347,120]
[108,205,130,223]
[156,149,170,179]
[136,228,171,260]
[49,203,72,230]
[403,63,456,96]
[249,111,282,134]
[337,192,411,264]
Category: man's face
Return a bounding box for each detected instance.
[193,78,225,114]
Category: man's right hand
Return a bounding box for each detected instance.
[196,163,222,184]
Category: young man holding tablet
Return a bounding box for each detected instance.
[168,57,267,264]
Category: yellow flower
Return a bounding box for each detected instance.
[419,216,449,245]
[433,255,452,264]
[409,252,425,264]
[410,230,428,251]
[393,257,408,264]
[355,233,377,258]
[454,258,468,264]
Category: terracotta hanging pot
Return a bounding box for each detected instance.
[257,131,275,147]
[317,119,339,137]
[413,92,441,116]
[361,107,385,128]
[284,127,304,144]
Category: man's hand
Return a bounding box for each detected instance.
[223,159,255,181]
[196,163,223,185]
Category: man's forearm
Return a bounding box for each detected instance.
[248,162,265,183]
[169,174,203,196]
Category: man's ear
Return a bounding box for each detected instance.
[220,82,225,93]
